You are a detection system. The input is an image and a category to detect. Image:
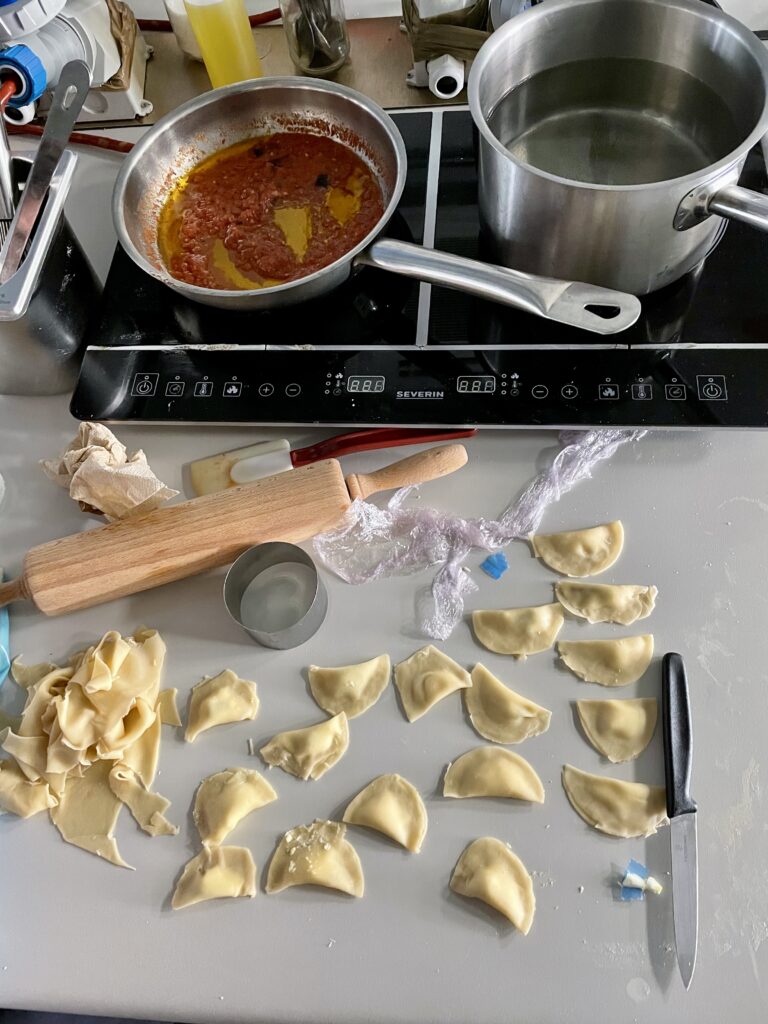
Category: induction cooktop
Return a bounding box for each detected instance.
[71,107,768,428]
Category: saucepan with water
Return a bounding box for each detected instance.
[470,0,768,294]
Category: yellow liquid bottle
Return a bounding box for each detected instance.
[184,0,263,88]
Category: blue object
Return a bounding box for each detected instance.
[480,552,509,580]
[619,858,650,901]
[0,44,47,104]
[0,571,9,686]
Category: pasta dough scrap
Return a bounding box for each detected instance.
[562,764,668,838]
[576,698,658,763]
[555,582,657,625]
[443,746,545,803]
[308,654,390,719]
[343,774,427,853]
[394,645,471,722]
[194,768,277,844]
[185,670,259,742]
[472,603,564,658]
[108,764,178,836]
[558,636,654,686]
[465,664,551,744]
[10,659,58,689]
[260,712,349,781]
[157,688,182,727]
[172,845,257,909]
[0,759,57,817]
[50,760,132,868]
[450,837,535,934]
[265,819,364,897]
[531,521,624,577]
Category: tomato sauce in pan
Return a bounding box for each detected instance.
[157,132,385,290]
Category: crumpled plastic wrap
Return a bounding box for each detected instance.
[314,429,646,639]
[41,422,178,521]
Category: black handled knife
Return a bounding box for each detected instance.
[662,652,698,990]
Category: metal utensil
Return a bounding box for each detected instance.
[0,60,90,284]
[662,652,698,990]
[0,116,15,245]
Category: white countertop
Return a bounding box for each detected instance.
[0,409,767,1024]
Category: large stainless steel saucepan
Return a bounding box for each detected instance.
[470,0,768,296]
[112,77,640,335]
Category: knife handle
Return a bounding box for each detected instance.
[662,652,697,817]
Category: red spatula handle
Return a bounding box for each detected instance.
[291,428,477,468]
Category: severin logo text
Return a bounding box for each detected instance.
[396,389,445,400]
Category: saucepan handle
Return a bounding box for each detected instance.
[355,238,641,335]
[708,184,768,232]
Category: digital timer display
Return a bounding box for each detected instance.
[456,375,496,394]
[347,375,385,394]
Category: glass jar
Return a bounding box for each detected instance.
[279,0,350,77]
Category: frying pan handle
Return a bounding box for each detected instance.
[707,184,768,232]
[355,238,641,335]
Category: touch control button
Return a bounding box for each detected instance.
[561,384,578,399]
[531,384,548,399]
[131,373,158,397]
[697,375,727,401]
[258,383,275,397]
[285,383,302,397]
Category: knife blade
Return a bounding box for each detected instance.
[662,652,698,990]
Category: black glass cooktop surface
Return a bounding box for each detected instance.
[71,108,768,427]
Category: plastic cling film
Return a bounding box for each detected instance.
[314,429,645,639]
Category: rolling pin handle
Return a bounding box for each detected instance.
[345,443,468,500]
[0,575,30,608]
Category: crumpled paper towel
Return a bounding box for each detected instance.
[41,422,178,521]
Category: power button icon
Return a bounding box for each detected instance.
[697,375,727,401]
[131,373,158,397]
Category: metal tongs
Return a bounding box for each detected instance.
[0,60,90,284]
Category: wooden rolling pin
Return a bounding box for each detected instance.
[0,443,467,616]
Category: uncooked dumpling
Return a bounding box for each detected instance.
[556,582,657,624]
[172,845,257,909]
[450,837,535,934]
[576,698,658,762]
[308,654,390,719]
[531,521,624,577]
[471,604,564,658]
[343,774,427,852]
[194,768,277,844]
[265,819,364,897]
[185,670,259,742]
[260,712,349,781]
[465,664,551,744]
[443,747,545,803]
[558,636,654,686]
[562,764,667,838]
[394,645,470,722]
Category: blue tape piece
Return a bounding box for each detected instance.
[0,571,9,686]
[618,858,650,901]
[479,552,509,580]
[626,858,649,880]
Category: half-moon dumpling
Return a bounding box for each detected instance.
[308,654,390,719]
[558,636,654,686]
[465,663,551,744]
[576,698,658,762]
[185,670,259,742]
[172,845,257,909]
[471,604,564,658]
[394,646,470,722]
[443,747,544,803]
[555,582,657,624]
[194,768,277,844]
[531,521,624,577]
[343,774,427,852]
[562,764,667,838]
[260,712,349,781]
[265,819,364,897]
[450,837,535,934]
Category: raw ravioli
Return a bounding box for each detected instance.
[266,819,364,896]
[394,645,470,722]
[185,670,259,742]
[108,764,178,836]
[443,746,544,803]
[308,654,390,719]
[561,764,668,838]
[531,521,624,577]
[343,773,427,852]
[450,837,535,934]
[194,767,277,844]
[555,582,657,625]
[465,664,551,744]
[558,636,654,686]
[576,698,658,762]
[172,845,257,909]
[260,712,349,781]
[471,604,564,658]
